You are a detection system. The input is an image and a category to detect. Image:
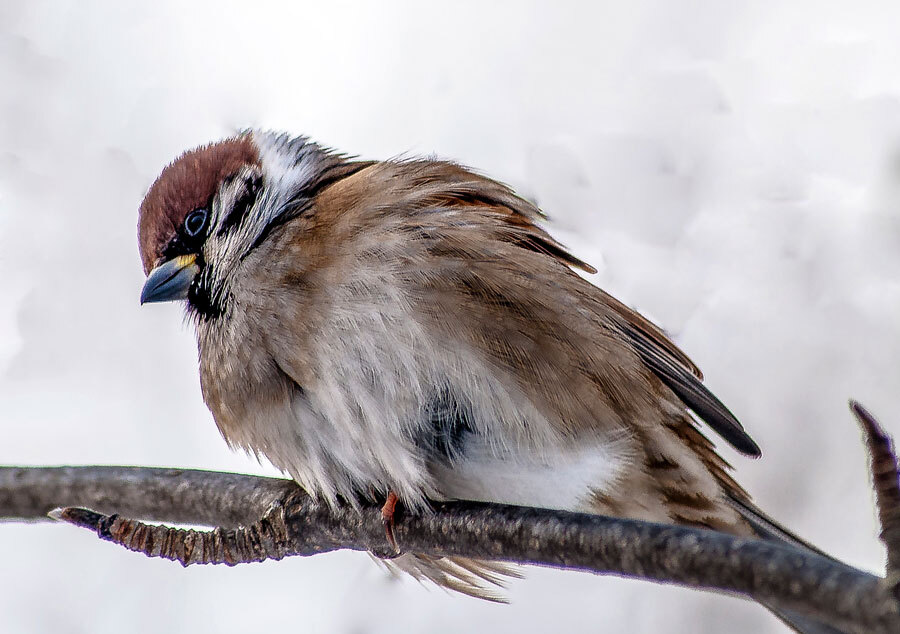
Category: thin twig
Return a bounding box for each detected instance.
[47,503,296,566]
[850,400,900,587]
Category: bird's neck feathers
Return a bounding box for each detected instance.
[189,132,367,322]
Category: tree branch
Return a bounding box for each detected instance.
[0,465,295,528]
[2,401,899,633]
[851,400,900,588]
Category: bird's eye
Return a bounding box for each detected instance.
[184,208,208,237]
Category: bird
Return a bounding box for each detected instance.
[138,130,833,632]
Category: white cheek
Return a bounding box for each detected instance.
[431,436,629,512]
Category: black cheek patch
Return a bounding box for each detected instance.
[217,173,262,237]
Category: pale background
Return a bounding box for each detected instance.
[1,1,899,632]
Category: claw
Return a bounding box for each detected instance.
[381,491,401,555]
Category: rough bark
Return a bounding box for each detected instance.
[1,401,898,633]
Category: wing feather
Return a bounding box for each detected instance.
[618,317,761,457]
[425,166,761,457]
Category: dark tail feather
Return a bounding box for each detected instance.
[727,495,850,634]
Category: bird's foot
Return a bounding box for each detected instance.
[381,491,401,555]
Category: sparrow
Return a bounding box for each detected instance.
[138,131,829,631]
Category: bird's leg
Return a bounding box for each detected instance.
[381,491,401,555]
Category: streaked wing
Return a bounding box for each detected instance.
[608,301,761,457]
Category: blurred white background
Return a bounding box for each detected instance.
[2,1,899,632]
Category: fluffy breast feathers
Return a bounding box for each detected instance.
[196,158,752,537]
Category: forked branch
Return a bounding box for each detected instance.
[1,401,899,633]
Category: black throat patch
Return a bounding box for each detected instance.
[187,256,226,321]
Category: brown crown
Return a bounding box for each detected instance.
[137,135,259,274]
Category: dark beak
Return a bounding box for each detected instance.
[140,254,200,304]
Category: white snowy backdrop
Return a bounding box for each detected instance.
[2,1,899,632]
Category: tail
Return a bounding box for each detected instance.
[727,495,849,634]
[374,552,520,602]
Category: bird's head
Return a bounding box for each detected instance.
[138,131,361,319]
